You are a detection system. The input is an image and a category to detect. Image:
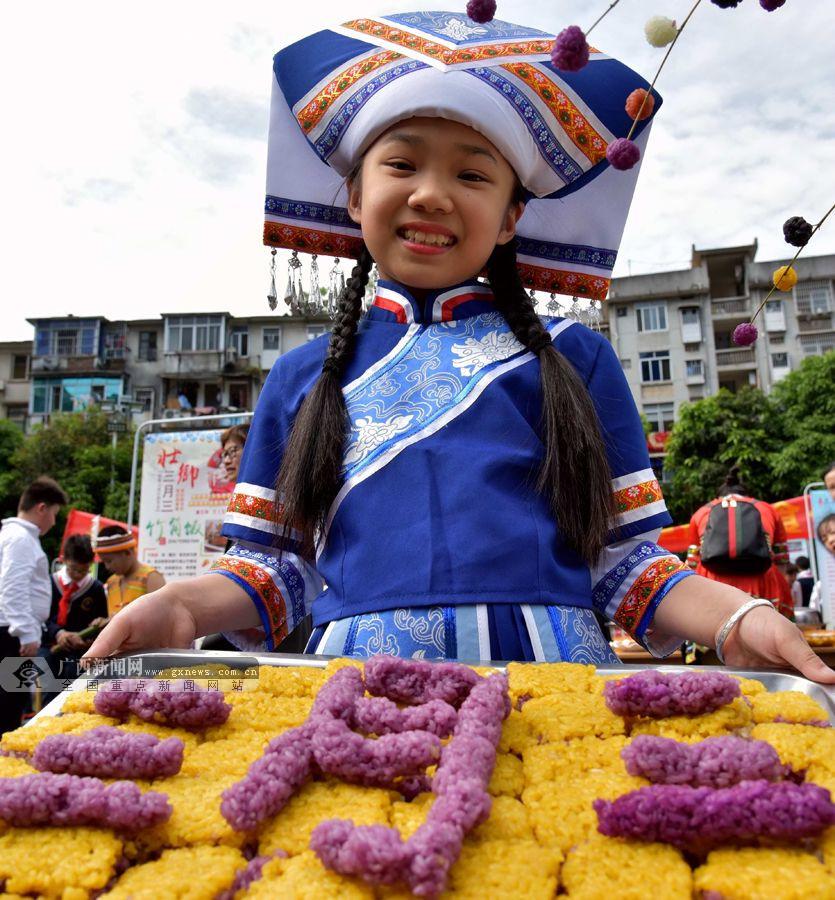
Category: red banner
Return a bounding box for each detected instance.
[60,509,139,555]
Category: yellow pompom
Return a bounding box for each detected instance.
[773,265,798,291]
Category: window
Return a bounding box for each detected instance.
[680,308,700,325]
[31,377,122,415]
[135,387,155,414]
[794,280,832,315]
[616,306,628,318]
[640,350,671,382]
[636,303,667,333]
[771,352,789,368]
[619,358,632,370]
[307,325,329,342]
[768,335,785,345]
[766,300,782,314]
[685,359,703,378]
[11,355,28,380]
[138,331,157,361]
[55,329,79,356]
[799,332,835,356]
[643,402,675,432]
[7,406,27,430]
[228,382,250,410]
[166,315,224,352]
[230,327,249,357]
[263,327,282,351]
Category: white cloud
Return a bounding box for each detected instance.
[1,0,833,339]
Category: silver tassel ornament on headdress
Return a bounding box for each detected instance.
[309,254,321,315]
[546,292,561,317]
[267,248,278,311]
[285,250,304,314]
[586,300,603,331]
[327,257,346,314]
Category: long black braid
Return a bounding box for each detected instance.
[275,244,374,554]
[486,239,614,564]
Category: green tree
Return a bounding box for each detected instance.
[3,408,136,558]
[663,387,783,523]
[768,351,835,497]
[0,420,25,516]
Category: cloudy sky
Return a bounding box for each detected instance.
[2,0,833,340]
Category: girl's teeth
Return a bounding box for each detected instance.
[404,229,452,246]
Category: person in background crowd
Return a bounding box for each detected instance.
[39,534,108,707]
[96,526,165,618]
[793,555,815,608]
[220,424,250,486]
[819,514,835,557]
[0,476,67,734]
[784,562,799,602]
[824,462,835,501]
[688,466,793,619]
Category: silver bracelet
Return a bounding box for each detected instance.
[714,598,776,665]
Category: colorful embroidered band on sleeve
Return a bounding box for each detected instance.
[592,537,693,652]
[211,541,322,651]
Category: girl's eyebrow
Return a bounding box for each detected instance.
[381,131,497,164]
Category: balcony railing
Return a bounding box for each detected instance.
[711,297,751,318]
[798,315,834,333]
[715,347,756,368]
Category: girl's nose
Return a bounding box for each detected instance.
[407,176,454,214]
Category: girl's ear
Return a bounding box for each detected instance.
[496,201,525,246]
[347,180,362,225]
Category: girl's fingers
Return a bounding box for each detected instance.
[82,618,132,661]
[778,629,835,684]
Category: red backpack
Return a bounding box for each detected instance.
[700,497,772,575]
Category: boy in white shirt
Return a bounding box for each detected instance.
[0,476,67,733]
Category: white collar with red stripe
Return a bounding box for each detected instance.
[367,279,494,325]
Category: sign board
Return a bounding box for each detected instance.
[809,489,835,627]
[137,430,235,580]
[106,420,127,433]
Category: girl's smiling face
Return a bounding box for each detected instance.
[347,117,524,294]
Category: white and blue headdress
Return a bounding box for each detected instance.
[265,11,661,300]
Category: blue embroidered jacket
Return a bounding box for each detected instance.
[213,279,691,654]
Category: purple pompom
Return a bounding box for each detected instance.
[466,0,497,24]
[33,726,183,779]
[760,0,786,8]
[604,670,740,718]
[550,26,589,72]
[0,773,170,832]
[783,215,813,247]
[732,322,759,346]
[595,780,835,853]
[606,138,641,171]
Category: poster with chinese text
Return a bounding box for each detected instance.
[137,430,233,580]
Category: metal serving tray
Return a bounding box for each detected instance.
[30,650,835,725]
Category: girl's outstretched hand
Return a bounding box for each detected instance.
[83,586,197,660]
[721,605,835,684]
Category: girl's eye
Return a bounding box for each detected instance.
[385,161,414,171]
[459,172,487,183]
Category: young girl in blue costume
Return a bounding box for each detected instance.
[88,10,833,681]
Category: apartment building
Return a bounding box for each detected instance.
[607,244,835,474]
[22,311,333,428]
[0,340,32,430]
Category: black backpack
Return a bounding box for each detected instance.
[700,497,772,575]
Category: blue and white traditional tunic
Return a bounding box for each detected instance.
[213,278,692,662]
